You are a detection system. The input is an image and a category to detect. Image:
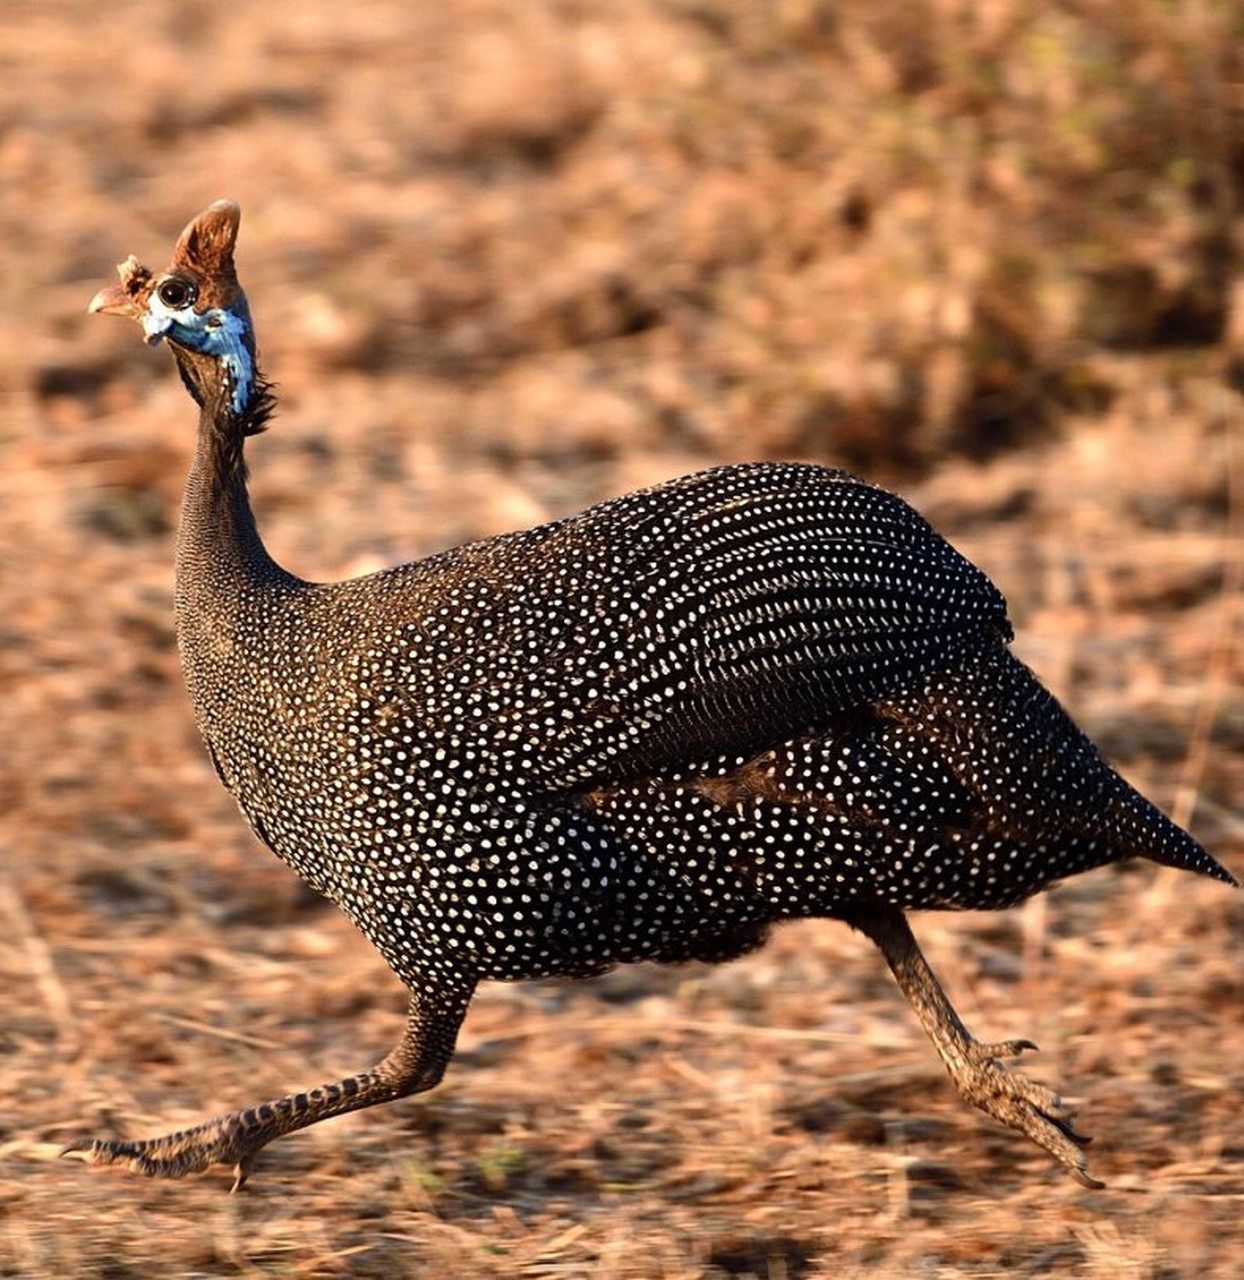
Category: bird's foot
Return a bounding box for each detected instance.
[61,1113,265,1192]
[949,1037,1103,1189]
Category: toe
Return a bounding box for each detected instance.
[1004,1073,1065,1118]
[230,1155,256,1194]
[60,1127,239,1180]
[1016,1105,1102,1186]
[60,1138,130,1167]
[953,1049,1104,1188]
[1041,1109,1092,1148]
[984,1038,1040,1059]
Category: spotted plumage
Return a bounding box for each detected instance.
[68,201,1234,1192]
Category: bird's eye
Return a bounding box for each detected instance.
[157,277,197,310]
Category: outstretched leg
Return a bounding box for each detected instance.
[849,905,1102,1188]
[63,976,475,1190]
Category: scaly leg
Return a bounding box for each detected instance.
[62,977,475,1191]
[849,906,1102,1189]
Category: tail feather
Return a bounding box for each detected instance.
[883,641,1238,889]
[1139,806,1237,885]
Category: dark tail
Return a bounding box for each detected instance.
[997,648,1239,886]
[887,640,1238,888]
[1135,798,1237,886]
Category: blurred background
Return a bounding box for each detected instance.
[2,1,1243,1275]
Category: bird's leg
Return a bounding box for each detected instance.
[62,978,475,1190]
[848,905,1103,1189]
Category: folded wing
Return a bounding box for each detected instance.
[508,463,1010,789]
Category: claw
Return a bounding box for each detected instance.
[1043,1111,1093,1147]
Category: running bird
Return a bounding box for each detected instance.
[66,201,1235,1191]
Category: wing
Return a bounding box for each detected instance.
[513,463,1010,789]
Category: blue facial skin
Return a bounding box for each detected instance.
[144,286,254,415]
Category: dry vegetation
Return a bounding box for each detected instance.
[2,0,1244,1275]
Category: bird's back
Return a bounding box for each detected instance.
[329,461,1011,783]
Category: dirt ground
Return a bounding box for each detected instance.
[3,1,1244,1276]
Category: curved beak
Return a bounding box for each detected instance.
[88,254,153,321]
[87,281,138,317]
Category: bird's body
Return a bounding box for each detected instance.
[70,202,1234,1192]
[182,459,1216,989]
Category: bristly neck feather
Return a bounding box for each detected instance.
[169,335,275,438]
[174,352,299,629]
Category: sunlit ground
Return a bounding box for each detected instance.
[2,2,1242,1275]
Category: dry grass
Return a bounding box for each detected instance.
[2,1,1243,1275]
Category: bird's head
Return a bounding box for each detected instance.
[89,200,268,429]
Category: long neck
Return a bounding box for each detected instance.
[168,329,304,753]
[174,386,301,656]
[176,413,278,589]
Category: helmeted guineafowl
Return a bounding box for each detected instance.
[67,200,1235,1191]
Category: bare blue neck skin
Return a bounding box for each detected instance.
[143,290,255,416]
